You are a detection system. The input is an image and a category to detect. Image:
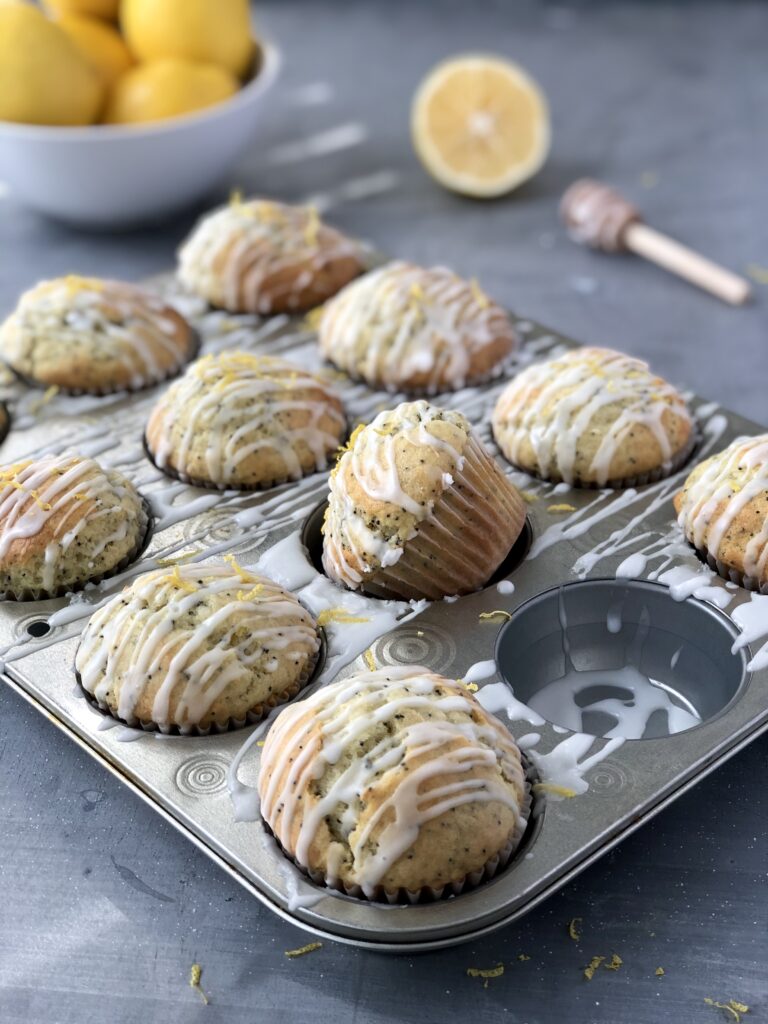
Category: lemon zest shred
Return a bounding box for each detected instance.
[469,277,490,308]
[303,304,326,331]
[704,999,750,1023]
[229,187,244,208]
[568,917,582,941]
[479,610,512,623]
[285,942,322,958]
[517,953,531,962]
[534,782,577,799]
[189,963,209,1005]
[583,956,604,981]
[237,584,264,602]
[604,953,623,971]
[168,565,196,593]
[28,384,60,415]
[746,263,768,285]
[547,503,578,513]
[317,608,370,627]
[304,205,321,246]
[655,967,665,977]
[223,553,254,583]
[256,740,265,747]
[466,963,504,980]
[363,648,376,672]
[520,490,539,503]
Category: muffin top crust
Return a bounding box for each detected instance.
[674,433,768,587]
[145,350,346,489]
[0,451,147,597]
[0,276,195,394]
[258,665,528,896]
[319,261,516,393]
[177,197,364,314]
[322,400,472,589]
[76,560,320,732]
[492,346,693,486]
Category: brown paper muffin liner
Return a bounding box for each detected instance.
[143,415,350,495]
[510,426,701,491]
[265,766,535,906]
[356,434,528,601]
[3,327,200,398]
[0,494,153,603]
[693,544,768,596]
[74,628,325,737]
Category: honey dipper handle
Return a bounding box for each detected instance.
[623,222,752,306]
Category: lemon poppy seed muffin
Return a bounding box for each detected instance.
[674,434,768,591]
[177,197,365,314]
[76,560,321,733]
[145,350,346,490]
[0,276,196,395]
[322,400,527,600]
[259,666,529,900]
[492,346,694,487]
[0,452,148,599]
[319,261,516,393]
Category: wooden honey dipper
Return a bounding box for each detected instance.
[560,179,751,306]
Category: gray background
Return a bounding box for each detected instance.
[1,1,766,1022]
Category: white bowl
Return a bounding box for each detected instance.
[0,43,281,229]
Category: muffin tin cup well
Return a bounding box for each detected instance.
[0,494,154,603]
[3,326,202,399]
[74,626,327,737]
[263,768,535,906]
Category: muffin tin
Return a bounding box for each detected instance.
[1,284,767,952]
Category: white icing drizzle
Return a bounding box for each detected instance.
[146,351,345,487]
[75,562,319,731]
[319,261,515,392]
[492,346,692,485]
[177,198,361,314]
[258,666,527,895]
[732,594,768,671]
[0,452,142,593]
[322,401,469,588]
[675,433,768,584]
[0,276,190,391]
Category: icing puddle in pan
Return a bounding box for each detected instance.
[1,298,767,951]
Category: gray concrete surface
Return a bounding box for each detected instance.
[0,2,766,1022]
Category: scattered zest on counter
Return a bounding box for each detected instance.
[284,942,323,959]
[189,963,209,1005]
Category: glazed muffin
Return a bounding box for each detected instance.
[322,400,527,600]
[0,452,148,599]
[259,665,529,900]
[145,350,346,490]
[492,346,694,487]
[177,196,364,314]
[318,261,516,393]
[674,433,768,591]
[0,276,196,395]
[76,560,321,733]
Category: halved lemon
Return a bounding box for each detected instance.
[411,54,551,198]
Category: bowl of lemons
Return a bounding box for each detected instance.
[0,0,280,228]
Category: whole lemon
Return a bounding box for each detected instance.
[121,0,254,79]
[0,2,103,126]
[44,0,119,21]
[56,14,133,87]
[103,59,239,125]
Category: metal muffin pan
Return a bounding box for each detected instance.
[1,287,767,953]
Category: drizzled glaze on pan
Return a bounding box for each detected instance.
[145,350,347,489]
[177,197,363,314]
[492,346,693,487]
[0,276,194,394]
[76,561,320,732]
[319,261,516,393]
[258,666,528,896]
